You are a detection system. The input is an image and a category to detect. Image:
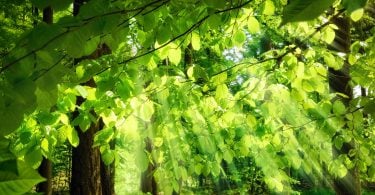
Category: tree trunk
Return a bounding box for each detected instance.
[100,119,116,195]
[36,158,52,195]
[70,98,102,195]
[70,1,114,194]
[328,16,361,195]
[42,6,53,24]
[140,137,157,195]
[36,7,53,195]
[100,158,115,195]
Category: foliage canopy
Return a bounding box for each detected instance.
[0,0,375,194]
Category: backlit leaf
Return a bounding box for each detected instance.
[64,126,79,147]
[233,30,246,46]
[139,101,154,122]
[263,0,275,16]
[191,32,201,51]
[350,8,364,22]
[168,46,182,65]
[247,17,260,34]
[281,0,335,25]
[215,84,229,100]
[322,27,335,44]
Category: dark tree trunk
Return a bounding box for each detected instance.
[328,16,361,195]
[140,137,157,195]
[69,1,114,194]
[100,119,116,195]
[32,6,38,27]
[100,159,115,195]
[70,99,102,195]
[36,7,53,195]
[36,159,52,195]
[69,49,114,195]
[42,6,53,24]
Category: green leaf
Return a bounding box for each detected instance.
[302,79,315,92]
[75,85,88,98]
[255,124,267,137]
[135,151,148,172]
[246,114,257,128]
[64,31,88,58]
[215,84,229,100]
[233,30,246,46]
[223,150,234,163]
[265,176,283,192]
[211,72,227,86]
[350,8,364,22]
[363,100,375,114]
[101,150,115,165]
[194,163,203,175]
[36,51,54,65]
[342,0,368,13]
[0,161,45,195]
[324,52,342,70]
[179,166,188,181]
[116,79,133,100]
[281,0,335,25]
[369,165,375,179]
[0,159,18,176]
[64,30,100,58]
[100,110,117,127]
[157,26,170,45]
[168,46,182,65]
[0,106,26,137]
[322,26,335,44]
[41,139,49,154]
[191,32,201,51]
[207,14,222,28]
[187,65,208,82]
[203,0,226,9]
[333,100,346,115]
[0,147,17,175]
[198,136,216,154]
[31,0,72,11]
[153,137,163,147]
[139,101,154,122]
[263,0,275,15]
[72,113,91,132]
[94,128,114,147]
[35,87,58,111]
[329,161,348,178]
[247,17,260,34]
[64,126,79,147]
[36,111,59,126]
[24,149,43,169]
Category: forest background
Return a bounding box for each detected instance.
[0,0,375,194]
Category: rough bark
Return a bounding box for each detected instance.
[329,16,361,195]
[70,99,102,195]
[70,1,114,194]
